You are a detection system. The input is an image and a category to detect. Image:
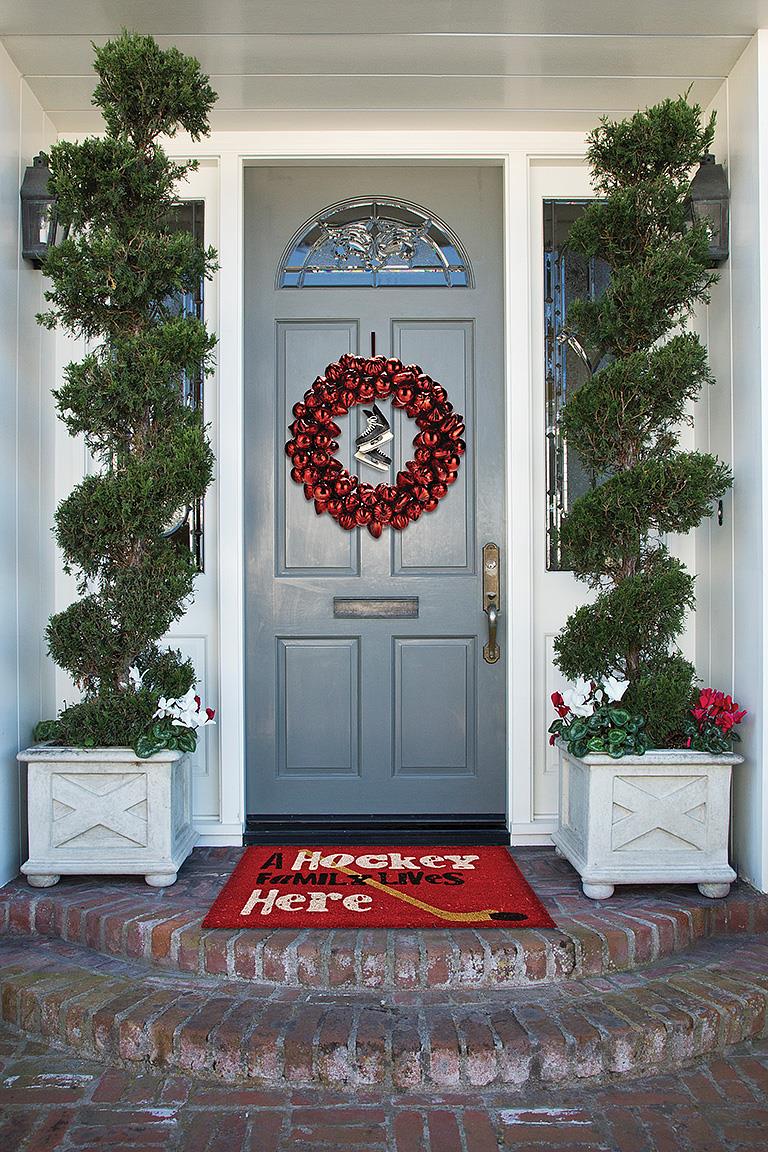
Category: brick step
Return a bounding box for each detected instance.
[2,932,767,1091]
[3,849,767,990]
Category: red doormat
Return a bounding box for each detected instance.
[202,846,556,929]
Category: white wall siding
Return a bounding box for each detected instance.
[0,43,55,885]
[694,40,768,892]
[717,35,768,889]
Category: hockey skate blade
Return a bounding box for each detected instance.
[355,448,391,472]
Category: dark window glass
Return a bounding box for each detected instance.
[161,200,206,571]
[544,199,610,570]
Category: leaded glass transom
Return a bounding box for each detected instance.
[277,197,473,288]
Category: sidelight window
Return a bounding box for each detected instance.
[544,199,610,571]
[160,199,206,570]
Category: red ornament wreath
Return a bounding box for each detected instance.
[285,354,465,538]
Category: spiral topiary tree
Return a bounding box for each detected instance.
[553,96,733,747]
[34,32,218,753]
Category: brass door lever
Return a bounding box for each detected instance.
[482,542,501,664]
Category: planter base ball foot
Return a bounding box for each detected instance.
[145,872,178,888]
[698,882,731,899]
[26,874,60,888]
[553,845,566,858]
[582,881,614,901]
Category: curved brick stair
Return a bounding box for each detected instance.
[1,849,768,1090]
[2,848,767,990]
[1,931,767,1090]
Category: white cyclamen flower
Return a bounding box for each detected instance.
[153,696,174,720]
[562,677,595,718]
[153,685,216,731]
[179,687,198,710]
[603,675,629,702]
[128,665,144,691]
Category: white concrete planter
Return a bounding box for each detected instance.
[16,745,197,888]
[553,740,742,900]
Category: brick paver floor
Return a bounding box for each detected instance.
[2,1022,766,1151]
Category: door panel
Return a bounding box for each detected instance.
[391,320,474,574]
[393,637,477,776]
[277,638,360,776]
[277,320,360,575]
[244,164,505,822]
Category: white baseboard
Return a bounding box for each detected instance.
[193,819,243,846]
[192,820,558,849]
[508,819,557,844]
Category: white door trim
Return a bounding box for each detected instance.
[156,131,590,844]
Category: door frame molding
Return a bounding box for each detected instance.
[161,131,589,844]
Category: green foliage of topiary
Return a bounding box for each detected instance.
[554,96,733,745]
[35,32,217,748]
[555,552,695,685]
[624,654,699,748]
[560,334,712,475]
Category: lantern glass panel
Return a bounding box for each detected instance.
[693,200,724,250]
[21,199,51,263]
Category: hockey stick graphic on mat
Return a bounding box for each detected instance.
[332,863,527,923]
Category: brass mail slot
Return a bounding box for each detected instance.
[333,597,419,619]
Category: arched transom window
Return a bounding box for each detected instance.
[277,197,473,288]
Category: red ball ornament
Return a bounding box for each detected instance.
[285,354,464,538]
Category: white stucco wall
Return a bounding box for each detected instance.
[0,43,56,886]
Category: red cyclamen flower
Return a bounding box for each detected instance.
[551,691,570,718]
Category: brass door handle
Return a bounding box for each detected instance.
[483,542,501,664]
[485,601,499,664]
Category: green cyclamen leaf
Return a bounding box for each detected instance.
[135,735,159,759]
[177,729,197,753]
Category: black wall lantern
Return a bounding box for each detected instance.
[685,154,730,266]
[20,153,65,267]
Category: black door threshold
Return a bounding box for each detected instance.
[244,814,510,846]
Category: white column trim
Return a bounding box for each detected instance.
[213,150,246,838]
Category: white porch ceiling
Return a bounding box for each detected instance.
[0,1,764,133]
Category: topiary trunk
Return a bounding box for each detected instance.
[553,96,732,747]
[34,32,218,749]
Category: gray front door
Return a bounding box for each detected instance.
[244,165,506,828]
